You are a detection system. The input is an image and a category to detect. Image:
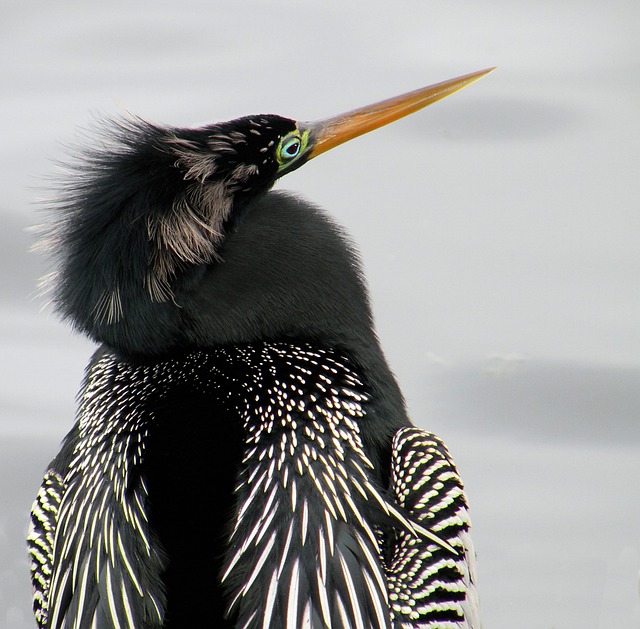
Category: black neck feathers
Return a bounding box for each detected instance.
[40,120,378,358]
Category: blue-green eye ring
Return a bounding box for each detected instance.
[281,137,301,159]
[276,129,310,169]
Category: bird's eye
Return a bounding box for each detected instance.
[275,129,310,171]
[279,135,301,161]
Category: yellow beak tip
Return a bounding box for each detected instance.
[307,67,495,159]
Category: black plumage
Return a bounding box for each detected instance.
[28,70,490,628]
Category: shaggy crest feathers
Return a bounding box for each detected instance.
[35,114,296,353]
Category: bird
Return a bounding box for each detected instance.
[27,68,492,628]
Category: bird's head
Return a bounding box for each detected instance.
[166,114,306,196]
[41,69,492,355]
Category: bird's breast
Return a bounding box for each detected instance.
[70,341,396,627]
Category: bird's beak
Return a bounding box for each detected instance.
[305,68,494,160]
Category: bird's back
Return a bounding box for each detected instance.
[29,340,477,628]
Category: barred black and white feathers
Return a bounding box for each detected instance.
[388,429,479,627]
[28,468,64,626]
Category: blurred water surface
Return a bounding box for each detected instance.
[1,1,639,627]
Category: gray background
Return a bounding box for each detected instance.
[1,1,639,627]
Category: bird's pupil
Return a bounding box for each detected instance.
[286,141,300,156]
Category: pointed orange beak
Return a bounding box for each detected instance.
[305,68,494,159]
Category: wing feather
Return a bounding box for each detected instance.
[27,447,72,628]
[388,426,480,628]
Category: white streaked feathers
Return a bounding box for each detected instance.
[28,353,168,629]
[222,345,395,628]
[222,344,479,629]
[28,342,479,629]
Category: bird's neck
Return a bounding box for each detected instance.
[52,188,408,439]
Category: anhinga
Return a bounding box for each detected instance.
[28,68,492,628]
